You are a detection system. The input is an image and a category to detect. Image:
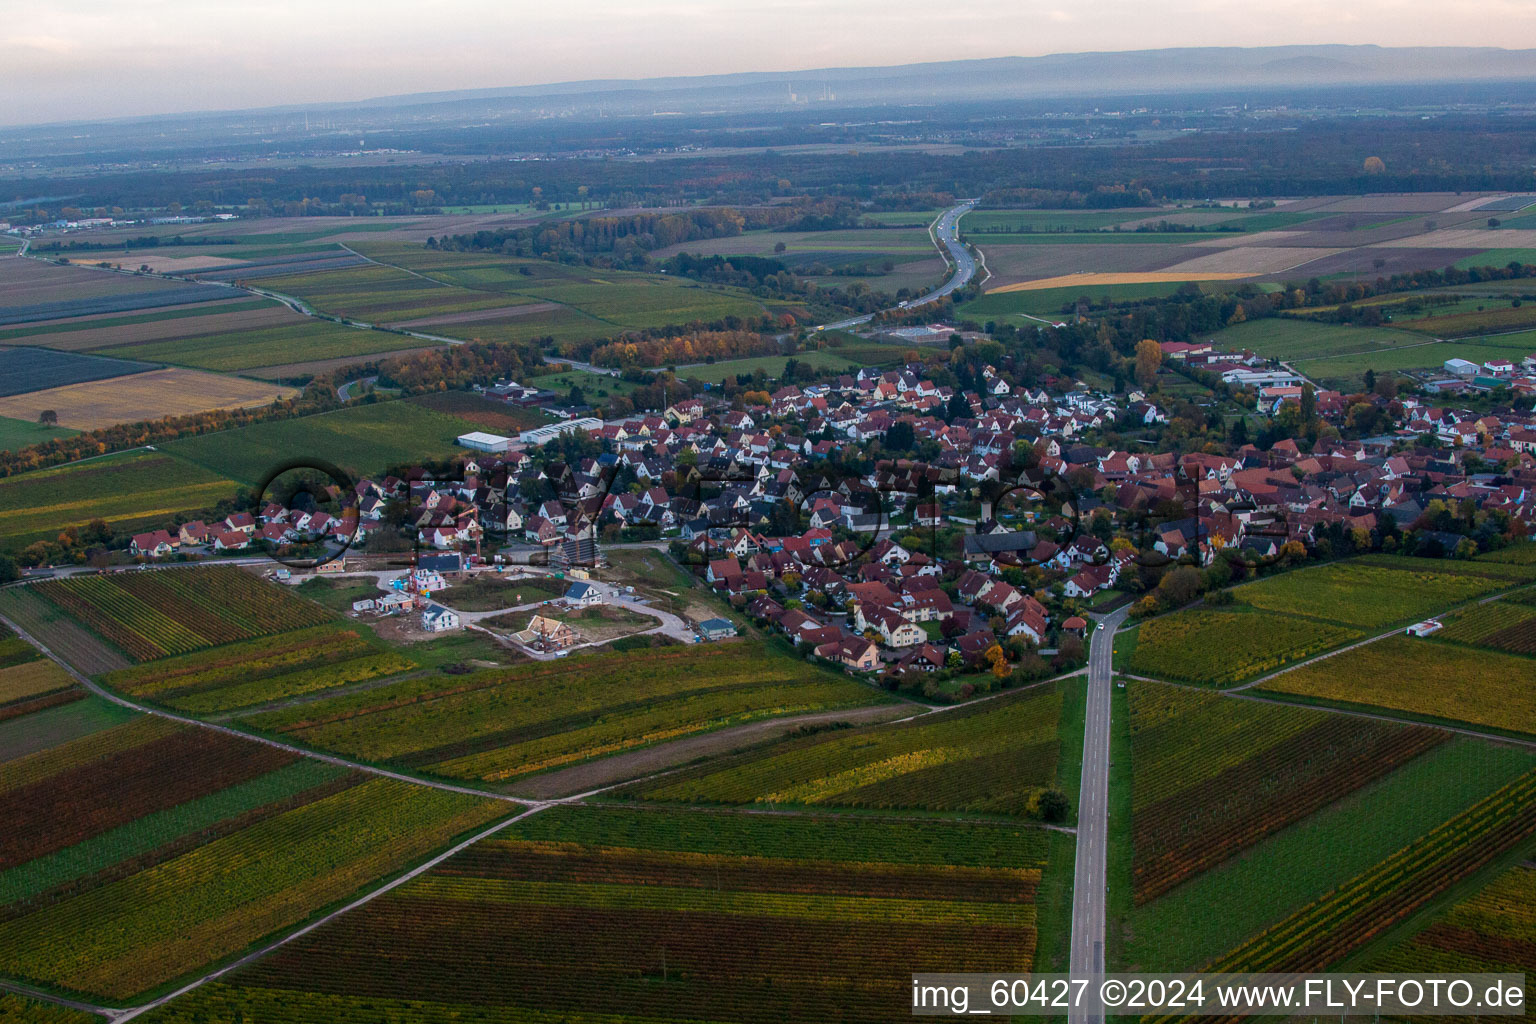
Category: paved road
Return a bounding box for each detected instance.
[816,199,978,332]
[1070,605,1128,1024]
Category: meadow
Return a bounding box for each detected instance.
[104,319,429,374]
[0,450,239,551]
[133,805,1059,1024]
[0,414,75,453]
[679,350,860,385]
[241,642,889,784]
[161,398,481,484]
[1259,634,1536,737]
[631,685,1066,817]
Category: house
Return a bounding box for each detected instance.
[697,617,737,641]
[222,512,256,535]
[212,529,249,552]
[814,635,881,671]
[420,604,462,632]
[514,614,579,649]
[130,530,176,558]
[564,581,603,607]
[375,592,415,615]
[894,643,948,674]
[178,521,208,546]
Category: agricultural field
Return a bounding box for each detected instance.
[134,805,1062,1024]
[0,258,221,326]
[1435,598,1536,652]
[0,994,96,1023]
[678,350,860,384]
[0,347,158,397]
[31,567,332,663]
[0,367,297,431]
[101,624,416,714]
[161,398,482,484]
[0,413,76,452]
[0,450,240,551]
[1190,768,1536,976]
[0,297,280,348]
[0,711,509,1002]
[529,366,641,398]
[630,685,1067,817]
[1127,606,1360,686]
[0,621,83,723]
[1234,559,1512,630]
[239,642,889,785]
[1121,737,1536,971]
[406,390,554,433]
[104,319,431,374]
[1258,634,1536,737]
[1126,682,1447,903]
[1363,864,1535,1016]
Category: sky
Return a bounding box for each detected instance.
[5,0,1536,126]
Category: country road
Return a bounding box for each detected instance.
[816,199,978,332]
[1069,604,1128,1024]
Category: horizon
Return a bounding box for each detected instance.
[8,1,1536,128]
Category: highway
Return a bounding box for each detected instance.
[816,199,978,332]
[1069,605,1128,1024]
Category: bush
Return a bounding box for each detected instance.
[1036,788,1071,823]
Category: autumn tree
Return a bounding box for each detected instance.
[985,643,1010,680]
[37,410,58,426]
[1363,156,1386,174]
[1134,339,1162,387]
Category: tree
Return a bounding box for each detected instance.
[773,241,787,253]
[37,410,58,426]
[1363,156,1386,174]
[567,385,586,407]
[1363,369,1376,394]
[1156,565,1203,608]
[985,643,1010,679]
[1035,788,1070,823]
[1300,383,1317,424]
[1134,339,1162,387]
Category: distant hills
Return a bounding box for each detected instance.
[334,45,1536,113]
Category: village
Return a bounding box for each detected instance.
[114,333,1536,689]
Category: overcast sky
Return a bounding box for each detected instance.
[6,0,1535,126]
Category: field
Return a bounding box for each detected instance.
[1180,768,1536,979]
[0,711,509,1002]
[1126,606,1360,686]
[529,366,641,398]
[1363,864,1535,1018]
[406,390,554,433]
[101,624,416,714]
[161,398,482,484]
[31,567,332,663]
[0,621,82,722]
[134,805,1060,1024]
[0,367,297,431]
[239,642,890,784]
[0,413,76,452]
[107,319,432,374]
[629,686,1066,817]
[1259,634,1536,736]
[678,350,860,384]
[0,450,240,550]
[0,258,219,325]
[1436,598,1536,652]
[1126,682,1447,903]
[1122,738,1536,970]
[1234,559,1512,630]
[0,347,158,397]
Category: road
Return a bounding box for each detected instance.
[1070,605,1128,1024]
[816,199,978,332]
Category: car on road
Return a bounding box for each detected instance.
[1097,622,1104,630]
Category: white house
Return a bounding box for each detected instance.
[421,604,462,632]
[564,581,603,607]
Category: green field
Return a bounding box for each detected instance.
[0,414,77,453]
[963,210,1162,232]
[1127,605,1361,687]
[957,280,1222,319]
[1454,248,1536,270]
[630,686,1067,817]
[679,350,859,384]
[161,400,480,484]
[1121,738,1536,970]
[239,642,889,785]
[962,232,1206,245]
[0,450,240,550]
[0,298,275,345]
[109,320,430,373]
[529,367,640,399]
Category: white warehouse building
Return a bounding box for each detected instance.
[519,417,604,445]
[457,431,514,453]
